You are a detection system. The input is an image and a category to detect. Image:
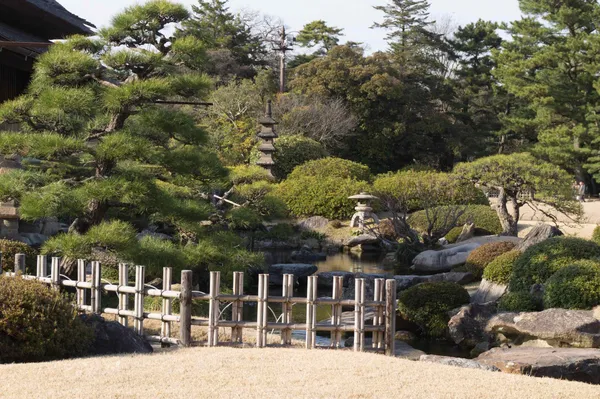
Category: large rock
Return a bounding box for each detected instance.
[448,302,498,348]
[420,355,499,371]
[476,347,600,384]
[346,234,379,248]
[297,216,329,231]
[471,279,507,304]
[19,233,49,247]
[516,223,563,252]
[393,275,431,291]
[80,314,153,355]
[428,272,475,285]
[456,223,475,244]
[268,264,318,286]
[486,309,600,348]
[412,243,481,273]
[317,271,355,288]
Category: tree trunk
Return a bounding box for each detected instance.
[495,188,518,236]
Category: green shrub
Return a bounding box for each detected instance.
[287,157,371,182]
[397,282,470,337]
[592,226,600,245]
[483,250,522,285]
[276,175,370,220]
[258,224,296,241]
[272,135,328,180]
[233,181,289,220]
[0,277,94,363]
[0,239,37,273]
[300,230,327,241]
[464,241,516,279]
[498,291,541,312]
[445,227,463,244]
[226,207,263,230]
[409,205,502,236]
[543,260,600,310]
[509,237,600,292]
[373,170,488,212]
[229,165,272,185]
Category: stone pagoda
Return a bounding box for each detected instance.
[256,100,278,177]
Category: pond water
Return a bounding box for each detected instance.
[264,250,394,274]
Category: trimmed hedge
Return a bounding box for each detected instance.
[397,282,470,337]
[543,260,600,310]
[464,241,516,279]
[409,205,502,236]
[272,135,328,180]
[287,157,371,181]
[0,239,37,273]
[509,237,600,292]
[483,250,522,285]
[498,291,541,312]
[0,277,94,363]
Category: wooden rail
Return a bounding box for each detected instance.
[1,254,397,355]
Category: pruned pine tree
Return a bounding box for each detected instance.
[0,0,228,267]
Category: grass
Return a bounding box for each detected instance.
[1,346,599,398]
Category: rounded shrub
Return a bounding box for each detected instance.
[229,165,273,185]
[543,260,600,310]
[373,170,488,212]
[272,135,328,180]
[0,277,94,363]
[0,239,37,273]
[276,158,371,220]
[509,237,600,292]
[397,282,470,337]
[592,226,600,245]
[464,241,516,279]
[409,205,502,236]
[498,291,541,312]
[483,250,522,285]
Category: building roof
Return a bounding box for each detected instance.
[0,0,95,40]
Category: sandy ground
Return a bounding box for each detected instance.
[2,347,599,399]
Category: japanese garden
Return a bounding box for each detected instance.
[1,0,600,397]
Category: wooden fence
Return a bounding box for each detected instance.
[1,254,398,355]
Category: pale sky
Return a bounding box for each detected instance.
[59,0,522,52]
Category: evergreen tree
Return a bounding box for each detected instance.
[182,0,266,79]
[494,0,600,182]
[296,20,344,55]
[0,0,234,273]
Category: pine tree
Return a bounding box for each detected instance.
[296,20,344,55]
[494,0,600,182]
[0,0,235,273]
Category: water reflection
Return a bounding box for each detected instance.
[263,250,392,274]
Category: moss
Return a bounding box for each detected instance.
[0,277,94,363]
[464,241,516,279]
[397,282,470,337]
[498,291,541,312]
[483,250,522,285]
[543,260,600,310]
[509,237,600,292]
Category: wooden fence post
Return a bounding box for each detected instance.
[256,274,268,348]
[331,275,343,348]
[306,275,318,349]
[76,259,86,308]
[179,270,193,347]
[281,274,292,345]
[161,267,172,341]
[118,263,128,326]
[385,279,397,356]
[14,253,25,275]
[354,278,365,352]
[90,261,101,312]
[134,265,145,336]
[208,271,221,347]
[232,271,243,343]
[51,257,61,292]
[374,278,384,350]
[36,255,47,279]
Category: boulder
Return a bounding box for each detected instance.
[395,341,426,360]
[297,216,329,231]
[412,243,481,273]
[420,355,499,372]
[268,264,318,286]
[516,223,563,252]
[428,272,475,285]
[80,314,153,355]
[346,234,379,248]
[39,217,69,236]
[448,302,497,348]
[486,309,600,348]
[19,233,49,247]
[471,279,507,304]
[476,347,600,384]
[393,275,431,291]
[456,223,475,244]
[317,271,354,288]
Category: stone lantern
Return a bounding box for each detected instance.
[256,100,278,177]
[349,192,380,230]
